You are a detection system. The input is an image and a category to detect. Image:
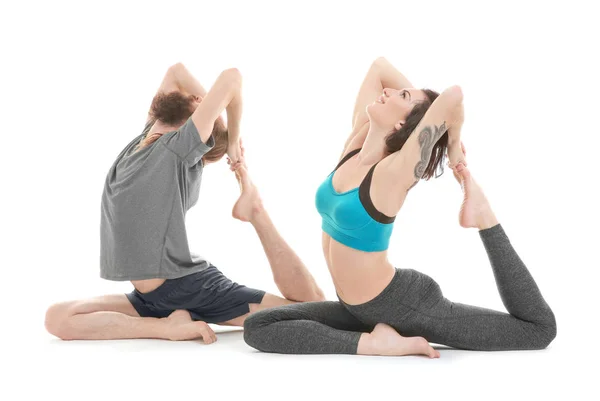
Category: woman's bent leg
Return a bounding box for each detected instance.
[479,224,556,333]
[396,225,556,351]
[243,301,370,354]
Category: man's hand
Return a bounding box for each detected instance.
[227,138,242,163]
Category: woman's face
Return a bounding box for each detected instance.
[367,88,427,129]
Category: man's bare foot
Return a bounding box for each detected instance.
[165,310,217,343]
[357,323,440,358]
[455,164,499,230]
[232,165,264,223]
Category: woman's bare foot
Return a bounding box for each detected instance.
[455,164,499,230]
[165,310,217,343]
[232,165,264,223]
[357,323,440,358]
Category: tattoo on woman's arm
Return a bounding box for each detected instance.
[413,121,447,180]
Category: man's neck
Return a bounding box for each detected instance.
[147,120,179,138]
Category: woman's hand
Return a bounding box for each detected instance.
[448,141,467,183]
[448,100,464,141]
[446,95,465,173]
[227,138,246,171]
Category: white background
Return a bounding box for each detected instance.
[1,0,598,400]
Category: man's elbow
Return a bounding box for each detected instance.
[222,68,242,81]
[373,56,388,66]
[168,62,185,75]
[219,68,242,92]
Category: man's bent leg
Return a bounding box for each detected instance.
[45,294,215,342]
[216,293,295,327]
[232,166,324,302]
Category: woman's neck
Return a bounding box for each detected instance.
[357,124,389,165]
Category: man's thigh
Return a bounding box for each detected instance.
[60,294,140,317]
[45,293,141,337]
[216,293,295,327]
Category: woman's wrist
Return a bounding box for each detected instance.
[447,125,462,144]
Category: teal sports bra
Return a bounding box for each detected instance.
[315,148,395,252]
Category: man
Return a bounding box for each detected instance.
[45,63,324,343]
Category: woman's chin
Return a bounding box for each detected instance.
[365,104,382,124]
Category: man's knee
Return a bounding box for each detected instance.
[45,300,86,340]
[45,302,72,340]
[272,273,325,303]
[312,288,326,302]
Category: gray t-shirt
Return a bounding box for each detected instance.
[100,117,215,281]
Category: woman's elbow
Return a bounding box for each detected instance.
[444,85,464,103]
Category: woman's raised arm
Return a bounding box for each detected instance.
[343,57,415,158]
[352,57,414,128]
[382,85,464,194]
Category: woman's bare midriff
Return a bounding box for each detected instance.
[322,232,396,305]
[131,278,166,293]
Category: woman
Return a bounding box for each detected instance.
[243,57,557,357]
[45,63,324,343]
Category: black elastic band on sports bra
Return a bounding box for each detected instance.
[359,162,396,224]
[333,148,362,172]
[332,147,396,224]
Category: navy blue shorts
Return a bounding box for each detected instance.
[125,264,266,324]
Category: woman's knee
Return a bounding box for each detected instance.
[244,307,279,331]
[243,305,298,350]
[243,309,273,348]
[535,310,557,349]
[516,311,557,350]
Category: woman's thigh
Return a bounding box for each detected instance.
[217,293,371,331]
[244,298,373,332]
[344,268,548,350]
[242,299,372,354]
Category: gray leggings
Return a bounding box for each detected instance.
[243,224,557,353]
